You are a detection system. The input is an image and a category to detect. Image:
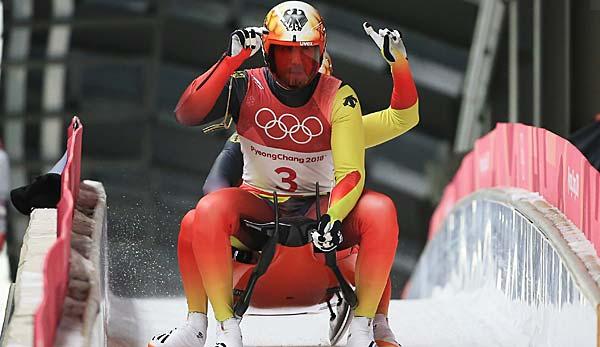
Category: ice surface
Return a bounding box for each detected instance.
[104,289,533,347]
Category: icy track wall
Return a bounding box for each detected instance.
[2,118,107,347]
[409,189,600,346]
[408,123,600,346]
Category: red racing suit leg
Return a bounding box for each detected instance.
[179,188,397,319]
[191,187,274,321]
[338,190,399,318]
[377,278,392,316]
[178,209,208,313]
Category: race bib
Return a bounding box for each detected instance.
[240,136,334,195]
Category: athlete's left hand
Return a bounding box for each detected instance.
[363,22,407,64]
[311,214,343,252]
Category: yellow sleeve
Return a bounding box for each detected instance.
[327,85,366,222]
[362,101,419,149]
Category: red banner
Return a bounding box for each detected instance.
[562,142,587,233]
[493,123,514,187]
[513,125,535,191]
[34,117,83,347]
[589,164,600,250]
[540,131,565,208]
[474,132,495,190]
[455,152,474,201]
[430,122,600,254]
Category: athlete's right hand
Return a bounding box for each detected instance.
[312,214,343,252]
[229,27,269,59]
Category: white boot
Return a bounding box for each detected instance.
[148,312,208,347]
[346,316,376,347]
[373,314,401,347]
[213,317,243,347]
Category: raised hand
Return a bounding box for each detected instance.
[363,22,407,64]
[229,26,269,58]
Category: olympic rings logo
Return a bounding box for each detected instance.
[254,107,323,144]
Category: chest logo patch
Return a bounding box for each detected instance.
[255,107,323,144]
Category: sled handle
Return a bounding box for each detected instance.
[316,182,358,309]
[234,192,280,317]
[316,182,321,220]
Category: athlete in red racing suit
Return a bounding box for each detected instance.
[149,2,418,347]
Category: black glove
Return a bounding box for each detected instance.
[311,214,343,252]
[10,173,61,215]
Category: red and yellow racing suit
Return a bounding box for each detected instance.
[174,49,418,321]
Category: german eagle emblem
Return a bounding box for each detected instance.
[282,8,308,31]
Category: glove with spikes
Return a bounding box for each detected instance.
[229,26,269,59]
[363,22,418,110]
[363,22,407,64]
[311,214,343,252]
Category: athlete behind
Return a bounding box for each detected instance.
[149,2,417,347]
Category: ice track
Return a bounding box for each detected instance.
[105,288,532,347]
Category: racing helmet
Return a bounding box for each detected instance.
[262,1,326,89]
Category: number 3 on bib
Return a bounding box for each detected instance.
[275,167,298,192]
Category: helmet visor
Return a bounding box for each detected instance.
[270,44,321,89]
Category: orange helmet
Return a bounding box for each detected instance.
[262,1,326,56]
[262,1,327,88]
